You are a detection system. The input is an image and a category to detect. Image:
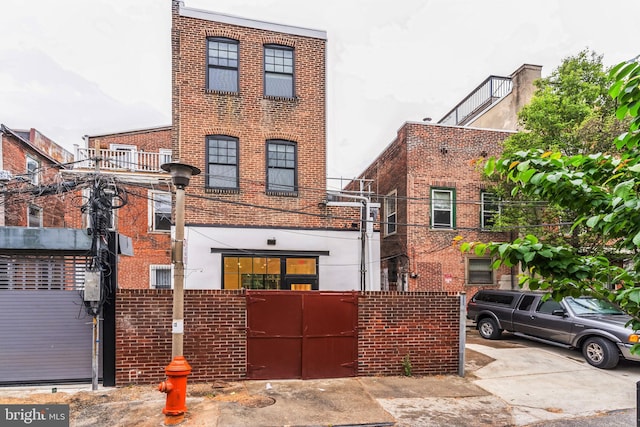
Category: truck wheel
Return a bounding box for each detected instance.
[478,318,501,340]
[582,337,619,369]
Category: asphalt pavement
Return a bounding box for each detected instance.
[1,329,639,426]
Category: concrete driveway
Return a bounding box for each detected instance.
[459,330,639,426]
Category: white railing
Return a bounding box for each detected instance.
[74,148,171,173]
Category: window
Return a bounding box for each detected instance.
[467,258,493,285]
[207,37,239,92]
[150,265,172,289]
[222,255,318,290]
[26,156,39,185]
[207,136,238,189]
[431,188,455,229]
[385,191,397,236]
[159,149,172,166]
[150,191,171,232]
[109,144,137,170]
[266,140,297,193]
[27,205,42,227]
[516,295,536,311]
[264,45,294,98]
[536,299,563,314]
[481,191,500,229]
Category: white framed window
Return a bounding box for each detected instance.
[149,191,172,232]
[159,149,172,166]
[109,144,137,170]
[466,257,494,285]
[481,191,500,230]
[27,205,42,227]
[26,156,40,185]
[385,190,397,236]
[431,188,455,229]
[150,264,172,289]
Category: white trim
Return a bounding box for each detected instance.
[385,190,397,236]
[150,264,173,289]
[180,6,327,40]
[149,190,172,233]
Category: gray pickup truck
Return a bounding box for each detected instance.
[467,289,640,369]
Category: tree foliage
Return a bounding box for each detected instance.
[460,55,640,342]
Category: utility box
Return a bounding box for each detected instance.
[84,270,101,301]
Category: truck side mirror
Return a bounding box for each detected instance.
[551,309,565,317]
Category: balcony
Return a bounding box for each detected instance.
[439,75,513,126]
[73,148,171,173]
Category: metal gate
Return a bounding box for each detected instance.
[246,291,358,380]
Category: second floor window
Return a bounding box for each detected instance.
[207,37,239,93]
[431,188,455,229]
[264,45,294,98]
[207,136,238,189]
[481,191,500,230]
[28,205,42,227]
[267,140,296,193]
[26,156,39,185]
[150,191,171,232]
[385,191,397,236]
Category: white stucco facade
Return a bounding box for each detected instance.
[182,226,380,291]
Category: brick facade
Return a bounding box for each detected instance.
[172,4,354,230]
[115,289,460,385]
[87,127,173,289]
[357,123,515,293]
[0,126,74,228]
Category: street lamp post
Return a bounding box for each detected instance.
[158,162,200,426]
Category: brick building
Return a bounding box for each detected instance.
[171,2,378,291]
[355,65,540,293]
[0,125,74,227]
[69,126,174,290]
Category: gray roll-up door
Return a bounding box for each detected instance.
[0,254,98,385]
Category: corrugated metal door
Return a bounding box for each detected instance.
[246,291,357,380]
[0,254,96,384]
[0,290,95,384]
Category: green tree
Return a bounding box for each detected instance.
[461,56,640,339]
[489,50,627,255]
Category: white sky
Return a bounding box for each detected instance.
[2,0,639,178]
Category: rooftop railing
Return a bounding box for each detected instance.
[73,148,171,173]
[439,75,513,126]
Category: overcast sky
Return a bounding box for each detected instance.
[2,0,640,178]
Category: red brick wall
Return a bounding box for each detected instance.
[358,292,460,376]
[170,7,355,230]
[115,289,461,385]
[356,123,514,293]
[1,132,69,227]
[87,128,173,289]
[116,289,247,385]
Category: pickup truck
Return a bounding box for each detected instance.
[467,289,640,369]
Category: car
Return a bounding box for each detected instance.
[467,289,640,369]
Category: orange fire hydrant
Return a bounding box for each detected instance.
[159,356,192,425]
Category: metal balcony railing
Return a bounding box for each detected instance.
[73,148,171,173]
[439,75,513,126]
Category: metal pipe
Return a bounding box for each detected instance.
[458,292,467,377]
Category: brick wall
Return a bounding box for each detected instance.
[116,289,246,385]
[1,131,69,227]
[358,292,460,376]
[87,128,173,289]
[115,289,461,385]
[171,6,352,230]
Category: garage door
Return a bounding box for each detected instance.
[0,255,97,385]
[246,291,358,380]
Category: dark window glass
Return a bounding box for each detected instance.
[208,38,239,92]
[481,191,500,229]
[468,258,493,284]
[264,45,293,97]
[267,140,296,193]
[537,299,563,314]
[153,192,172,231]
[517,295,536,311]
[207,136,238,189]
[474,291,513,305]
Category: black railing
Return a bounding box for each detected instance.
[439,76,512,126]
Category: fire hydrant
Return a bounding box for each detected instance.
[159,356,192,425]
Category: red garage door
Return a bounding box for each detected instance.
[246,291,358,380]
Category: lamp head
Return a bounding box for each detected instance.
[161,162,201,189]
